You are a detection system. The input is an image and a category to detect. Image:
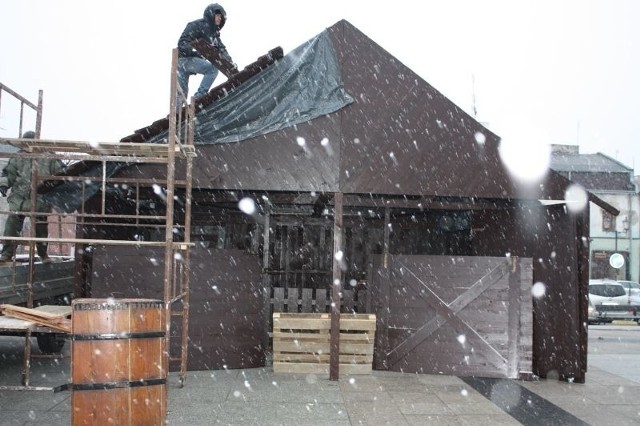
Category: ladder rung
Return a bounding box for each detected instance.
[169,292,188,303]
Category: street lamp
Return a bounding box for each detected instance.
[614,216,630,251]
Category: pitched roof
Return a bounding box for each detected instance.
[119,20,576,203]
[48,20,619,216]
[550,147,635,192]
[551,151,633,174]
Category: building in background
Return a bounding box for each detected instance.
[551,145,639,282]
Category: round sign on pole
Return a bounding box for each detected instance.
[609,253,625,269]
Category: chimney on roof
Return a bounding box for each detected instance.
[551,144,579,154]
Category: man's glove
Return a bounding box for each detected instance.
[0,186,8,197]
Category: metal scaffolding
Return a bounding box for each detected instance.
[0,47,195,387]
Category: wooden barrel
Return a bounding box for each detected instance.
[71,298,166,425]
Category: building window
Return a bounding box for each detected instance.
[602,211,614,232]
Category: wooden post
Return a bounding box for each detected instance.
[22,328,32,386]
[35,89,43,138]
[179,101,196,385]
[27,146,40,308]
[262,212,272,353]
[375,208,392,370]
[576,209,590,383]
[329,192,344,380]
[507,256,520,379]
[383,208,391,268]
[19,102,24,137]
[163,48,179,397]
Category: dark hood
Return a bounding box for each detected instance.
[204,3,227,29]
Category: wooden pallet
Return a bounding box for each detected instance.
[272,312,375,375]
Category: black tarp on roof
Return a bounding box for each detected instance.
[150,31,353,145]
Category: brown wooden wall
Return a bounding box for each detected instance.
[471,204,588,382]
[81,194,588,381]
[89,246,264,371]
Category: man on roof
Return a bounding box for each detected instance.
[177,3,236,105]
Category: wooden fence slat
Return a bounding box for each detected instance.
[357,285,368,313]
[287,287,299,313]
[301,288,313,312]
[273,287,285,313]
[315,289,327,313]
[343,289,354,312]
[270,287,370,315]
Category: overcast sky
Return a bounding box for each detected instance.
[1,0,639,172]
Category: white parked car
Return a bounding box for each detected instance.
[587,298,599,324]
[588,279,640,323]
[617,280,640,304]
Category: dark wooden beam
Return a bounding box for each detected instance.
[576,209,590,383]
[507,257,521,379]
[343,194,516,211]
[329,192,343,380]
[261,212,272,357]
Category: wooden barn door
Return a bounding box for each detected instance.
[370,255,533,379]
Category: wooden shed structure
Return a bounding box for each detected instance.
[71,20,616,382]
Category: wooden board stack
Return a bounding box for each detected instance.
[0,304,72,332]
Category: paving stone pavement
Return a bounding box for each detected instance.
[1,325,639,425]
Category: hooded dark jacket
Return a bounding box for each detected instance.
[178,3,232,62]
